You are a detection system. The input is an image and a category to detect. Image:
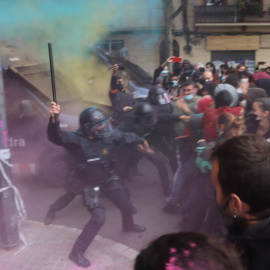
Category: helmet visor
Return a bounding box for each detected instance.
[157,93,171,105]
[92,119,113,137]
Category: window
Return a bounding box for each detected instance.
[98,40,124,57]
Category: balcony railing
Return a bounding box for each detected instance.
[194,5,238,23]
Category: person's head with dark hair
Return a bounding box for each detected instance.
[182,59,191,69]
[202,81,216,97]
[211,134,270,223]
[238,70,250,81]
[220,64,229,75]
[116,76,124,91]
[252,97,270,121]
[237,63,246,72]
[226,67,238,75]
[214,90,232,108]
[134,232,243,270]
[181,80,198,102]
[170,72,180,89]
[226,74,239,88]
[206,62,216,74]
[245,87,267,113]
[182,80,197,89]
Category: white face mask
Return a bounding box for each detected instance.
[241,100,247,108]
[184,94,194,101]
[161,70,169,74]
[172,81,179,88]
[241,78,248,83]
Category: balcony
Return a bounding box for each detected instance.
[194,4,270,26]
[195,5,238,23]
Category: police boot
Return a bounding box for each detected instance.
[69,251,91,268]
[44,209,56,225]
[123,224,146,233]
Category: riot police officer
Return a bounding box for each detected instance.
[44,102,147,268]
[147,86,182,172]
[117,102,172,194]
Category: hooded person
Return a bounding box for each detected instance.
[197,81,216,114]
[214,83,239,108]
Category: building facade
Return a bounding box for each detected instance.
[104,0,270,75]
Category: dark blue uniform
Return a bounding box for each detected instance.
[46,117,145,257]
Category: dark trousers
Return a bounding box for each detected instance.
[142,150,171,194]
[49,180,135,254]
[116,145,171,194]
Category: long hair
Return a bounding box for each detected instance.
[218,113,245,139]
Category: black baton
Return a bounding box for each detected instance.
[48,43,58,121]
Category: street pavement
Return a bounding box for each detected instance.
[0,220,138,270]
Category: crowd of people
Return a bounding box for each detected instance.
[108,58,270,270]
[44,57,270,269]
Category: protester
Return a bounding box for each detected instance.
[201,90,243,142]
[251,97,270,139]
[134,232,243,270]
[211,135,270,270]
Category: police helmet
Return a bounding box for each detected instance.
[148,86,171,105]
[134,103,158,127]
[79,107,113,138]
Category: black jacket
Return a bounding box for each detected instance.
[47,118,145,185]
[228,217,270,270]
[109,75,134,120]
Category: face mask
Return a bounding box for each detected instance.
[116,83,124,91]
[184,94,194,101]
[240,78,248,83]
[161,70,169,74]
[172,81,178,88]
[241,100,247,108]
[217,130,224,137]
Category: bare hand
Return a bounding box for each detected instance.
[50,101,60,118]
[180,115,191,122]
[123,106,132,112]
[112,64,119,75]
[166,56,175,63]
[172,96,180,101]
[137,140,154,153]
[142,140,149,151]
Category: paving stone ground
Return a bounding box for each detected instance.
[0,220,138,270]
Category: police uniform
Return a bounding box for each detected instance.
[45,108,146,268]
